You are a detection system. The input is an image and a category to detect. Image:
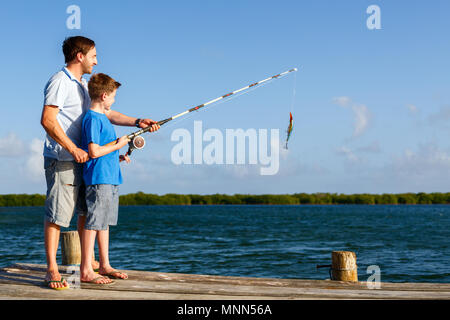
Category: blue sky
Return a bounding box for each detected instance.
[0,0,449,195]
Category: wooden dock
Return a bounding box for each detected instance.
[0,263,449,300]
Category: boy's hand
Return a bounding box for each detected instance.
[139,119,160,132]
[116,135,131,149]
[119,154,131,163]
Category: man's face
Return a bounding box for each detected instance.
[81,47,97,74]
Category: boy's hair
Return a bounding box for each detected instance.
[62,36,95,63]
[88,73,121,101]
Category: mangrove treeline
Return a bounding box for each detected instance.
[0,192,449,207]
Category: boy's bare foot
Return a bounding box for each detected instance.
[99,267,128,279]
[45,270,69,289]
[81,272,113,284]
[92,260,100,271]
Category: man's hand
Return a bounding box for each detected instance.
[71,147,89,163]
[139,119,160,132]
[105,110,161,132]
[41,105,87,162]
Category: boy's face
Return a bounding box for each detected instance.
[103,89,117,110]
[81,47,97,74]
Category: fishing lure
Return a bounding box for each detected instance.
[285,112,293,149]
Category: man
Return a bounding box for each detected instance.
[41,36,159,289]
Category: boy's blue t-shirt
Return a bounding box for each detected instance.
[81,110,123,186]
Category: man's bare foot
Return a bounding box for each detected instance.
[45,270,69,289]
[99,267,128,279]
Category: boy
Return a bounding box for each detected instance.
[80,73,131,284]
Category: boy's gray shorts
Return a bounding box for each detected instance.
[44,157,87,228]
[85,184,119,231]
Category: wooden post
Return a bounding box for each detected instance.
[331,251,358,282]
[61,231,81,265]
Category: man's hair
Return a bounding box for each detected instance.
[62,36,95,63]
[88,73,121,101]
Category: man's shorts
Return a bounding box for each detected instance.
[85,184,119,231]
[44,157,87,228]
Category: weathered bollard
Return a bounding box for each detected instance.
[61,231,81,265]
[331,251,358,282]
[61,230,96,266]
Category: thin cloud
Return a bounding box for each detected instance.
[332,96,372,139]
[352,104,370,138]
[332,96,352,107]
[428,105,450,125]
[335,146,360,163]
[388,142,450,179]
[406,104,418,114]
[25,139,44,182]
[0,133,26,157]
[356,141,381,153]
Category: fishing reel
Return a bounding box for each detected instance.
[126,135,146,156]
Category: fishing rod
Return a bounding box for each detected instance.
[109,67,298,156]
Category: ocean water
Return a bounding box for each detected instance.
[0,205,449,283]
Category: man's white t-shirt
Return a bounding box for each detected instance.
[43,67,90,161]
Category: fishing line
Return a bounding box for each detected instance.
[105,68,299,155]
[290,70,297,114]
[161,77,277,131]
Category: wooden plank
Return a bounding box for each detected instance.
[7,263,450,292]
[0,263,449,300]
[0,283,283,300]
